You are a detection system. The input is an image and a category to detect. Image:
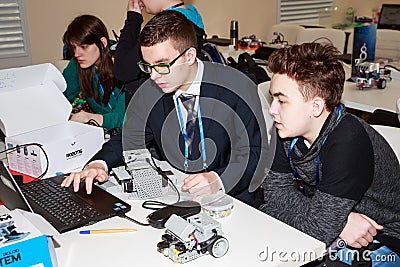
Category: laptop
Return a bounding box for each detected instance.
[378,4,400,31]
[0,161,131,233]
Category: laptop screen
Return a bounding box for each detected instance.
[378,4,400,31]
[0,161,33,212]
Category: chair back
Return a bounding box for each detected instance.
[371,125,400,161]
[375,29,400,60]
[296,28,346,53]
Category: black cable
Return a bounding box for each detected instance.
[86,119,101,127]
[119,213,150,226]
[139,157,181,210]
[141,174,181,210]
[384,64,400,72]
[141,200,168,210]
[0,143,49,181]
[312,37,334,46]
[112,29,120,42]
[148,157,181,202]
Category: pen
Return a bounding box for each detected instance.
[79,228,137,234]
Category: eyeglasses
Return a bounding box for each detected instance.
[137,47,190,75]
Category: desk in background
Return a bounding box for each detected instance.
[342,77,400,113]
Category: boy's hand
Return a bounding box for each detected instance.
[127,0,144,13]
[339,212,383,248]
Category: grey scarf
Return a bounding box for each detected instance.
[283,104,345,189]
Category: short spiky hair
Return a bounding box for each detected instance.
[140,10,197,53]
[268,43,345,112]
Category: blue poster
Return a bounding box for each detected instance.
[351,24,377,78]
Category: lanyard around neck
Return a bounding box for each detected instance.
[287,105,343,186]
[167,2,185,10]
[287,137,323,185]
[175,95,207,172]
[94,68,117,109]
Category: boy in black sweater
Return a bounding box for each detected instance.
[260,43,400,266]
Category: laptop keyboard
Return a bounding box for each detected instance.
[21,179,102,226]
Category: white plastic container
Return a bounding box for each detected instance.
[201,192,234,219]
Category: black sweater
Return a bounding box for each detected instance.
[260,113,400,251]
[113,12,146,107]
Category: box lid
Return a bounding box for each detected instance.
[0,63,70,137]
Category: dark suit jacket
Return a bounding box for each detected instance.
[93,62,268,205]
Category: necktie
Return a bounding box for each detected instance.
[179,94,197,149]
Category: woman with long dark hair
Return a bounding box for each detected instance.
[62,15,125,132]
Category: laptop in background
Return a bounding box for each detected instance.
[0,161,131,233]
[378,4,400,31]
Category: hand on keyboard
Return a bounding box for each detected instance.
[61,162,109,194]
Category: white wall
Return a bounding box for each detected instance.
[24,0,387,65]
[25,0,277,65]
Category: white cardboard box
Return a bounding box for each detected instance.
[0,63,104,178]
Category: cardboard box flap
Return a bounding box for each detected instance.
[0,63,66,94]
[0,63,71,137]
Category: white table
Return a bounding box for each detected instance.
[342,77,400,113]
[337,63,400,113]
[0,161,324,266]
[53,198,325,267]
[51,164,325,267]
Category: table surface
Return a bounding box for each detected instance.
[53,198,325,267]
[218,45,400,114]
[342,75,400,113]
[46,163,324,267]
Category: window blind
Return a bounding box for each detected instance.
[279,0,335,24]
[0,0,31,69]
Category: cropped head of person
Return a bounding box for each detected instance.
[268,43,345,141]
[63,14,114,104]
[138,10,198,94]
[140,0,165,15]
[140,0,181,15]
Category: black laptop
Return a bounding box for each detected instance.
[0,161,131,233]
[378,4,400,31]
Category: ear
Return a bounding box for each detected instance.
[312,97,325,117]
[100,37,108,48]
[185,47,197,65]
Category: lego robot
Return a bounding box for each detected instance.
[157,213,229,263]
[270,32,288,46]
[355,62,392,89]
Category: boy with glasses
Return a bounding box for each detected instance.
[62,11,268,206]
[113,0,205,106]
[260,43,400,266]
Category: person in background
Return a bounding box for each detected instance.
[260,43,400,266]
[113,0,205,105]
[63,15,125,132]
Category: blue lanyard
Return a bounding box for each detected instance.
[94,69,117,110]
[167,2,184,10]
[287,137,323,185]
[287,105,343,186]
[176,95,208,172]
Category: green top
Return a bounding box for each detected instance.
[62,59,125,130]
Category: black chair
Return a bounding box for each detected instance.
[368,109,400,128]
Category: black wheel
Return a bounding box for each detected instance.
[208,236,229,258]
[377,78,386,89]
